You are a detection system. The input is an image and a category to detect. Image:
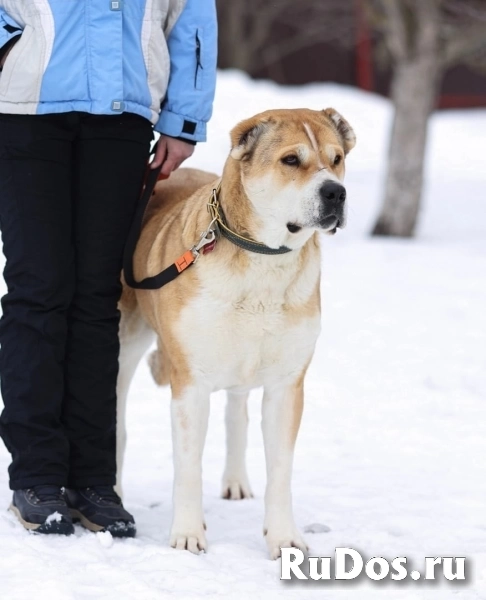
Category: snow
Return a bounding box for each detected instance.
[45,511,63,525]
[1,69,485,599]
[96,531,114,549]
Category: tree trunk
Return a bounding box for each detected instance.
[372,55,441,237]
[372,1,442,238]
[217,4,256,74]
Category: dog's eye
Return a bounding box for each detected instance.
[281,155,300,166]
[334,155,342,166]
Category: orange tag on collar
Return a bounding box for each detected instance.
[175,250,195,273]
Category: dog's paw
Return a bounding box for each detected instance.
[264,526,308,560]
[221,473,253,500]
[170,524,207,554]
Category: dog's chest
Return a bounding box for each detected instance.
[174,256,321,390]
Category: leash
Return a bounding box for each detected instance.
[123,148,291,291]
[123,144,218,290]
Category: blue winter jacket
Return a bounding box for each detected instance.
[0,0,217,142]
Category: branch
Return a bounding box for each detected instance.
[414,0,441,55]
[224,0,299,58]
[258,28,339,70]
[276,4,352,29]
[444,0,486,22]
[442,21,486,66]
[251,0,297,32]
[376,0,409,61]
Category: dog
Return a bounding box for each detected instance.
[116,108,356,559]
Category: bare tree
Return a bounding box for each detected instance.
[216,0,355,80]
[216,0,486,237]
[369,0,486,237]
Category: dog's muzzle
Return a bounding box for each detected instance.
[318,182,346,231]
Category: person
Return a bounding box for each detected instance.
[0,0,217,537]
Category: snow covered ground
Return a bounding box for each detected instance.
[1,70,485,599]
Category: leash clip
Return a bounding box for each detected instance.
[191,228,217,262]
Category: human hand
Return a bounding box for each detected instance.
[150,135,195,177]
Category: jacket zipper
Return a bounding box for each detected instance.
[195,31,202,88]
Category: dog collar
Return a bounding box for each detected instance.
[123,172,292,292]
[207,185,292,256]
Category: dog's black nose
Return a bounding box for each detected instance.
[319,182,346,205]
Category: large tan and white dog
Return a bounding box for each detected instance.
[116,108,356,559]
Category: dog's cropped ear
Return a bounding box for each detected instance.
[230,115,271,161]
[323,108,356,155]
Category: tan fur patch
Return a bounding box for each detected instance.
[127,168,219,399]
[289,352,315,446]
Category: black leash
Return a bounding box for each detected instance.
[123,147,190,290]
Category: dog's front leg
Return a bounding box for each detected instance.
[170,385,210,554]
[221,391,253,500]
[262,381,308,560]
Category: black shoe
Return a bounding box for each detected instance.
[9,486,74,535]
[65,486,136,538]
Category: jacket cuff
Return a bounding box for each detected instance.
[160,134,197,146]
[154,109,207,143]
[0,34,21,71]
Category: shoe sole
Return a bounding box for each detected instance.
[9,503,74,535]
[70,509,136,538]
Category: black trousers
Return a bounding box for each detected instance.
[0,112,153,490]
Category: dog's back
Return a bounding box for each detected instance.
[143,168,218,227]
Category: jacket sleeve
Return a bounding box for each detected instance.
[155,0,218,143]
[0,9,23,51]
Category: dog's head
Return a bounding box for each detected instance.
[227,108,356,249]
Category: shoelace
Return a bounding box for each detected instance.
[31,485,64,503]
[85,486,121,505]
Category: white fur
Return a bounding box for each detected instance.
[222,392,253,500]
[170,385,210,553]
[262,384,308,559]
[303,122,324,169]
[244,170,341,250]
[116,315,154,497]
[166,247,321,556]
[175,248,321,390]
[118,241,321,556]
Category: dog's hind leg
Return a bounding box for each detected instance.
[147,336,170,386]
[261,380,308,560]
[115,311,154,498]
[221,391,253,500]
[170,384,210,554]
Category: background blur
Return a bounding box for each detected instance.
[216,0,486,237]
[216,0,486,107]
